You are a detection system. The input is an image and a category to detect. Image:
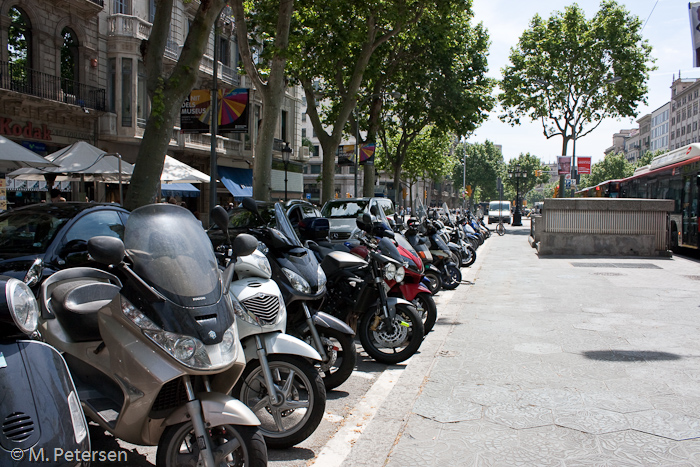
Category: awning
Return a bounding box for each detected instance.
[161,183,200,197]
[218,166,253,198]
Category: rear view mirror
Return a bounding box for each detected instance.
[362,213,373,232]
[210,206,230,234]
[88,236,125,266]
[232,233,258,257]
[241,197,258,215]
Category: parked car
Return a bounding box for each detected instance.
[0,202,129,287]
[321,197,395,243]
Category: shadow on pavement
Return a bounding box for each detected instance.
[89,424,153,466]
[326,390,350,400]
[582,350,682,361]
[269,446,315,461]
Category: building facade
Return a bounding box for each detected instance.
[669,77,700,150]
[649,102,670,153]
[0,0,302,211]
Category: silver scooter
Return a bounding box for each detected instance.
[212,207,326,449]
[37,204,268,467]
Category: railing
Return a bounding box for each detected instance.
[108,14,152,40]
[0,61,106,111]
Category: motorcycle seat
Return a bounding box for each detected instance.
[49,280,102,342]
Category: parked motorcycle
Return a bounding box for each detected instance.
[442,203,476,268]
[309,213,424,365]
[210,204,327,448]
[38,204,268,467]
[0,277,90,467]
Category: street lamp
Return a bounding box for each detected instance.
[508,164,527,226]
[282,142,293,201]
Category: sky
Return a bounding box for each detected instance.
[467,0,698,164]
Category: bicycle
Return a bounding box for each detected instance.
[495,220,505,236]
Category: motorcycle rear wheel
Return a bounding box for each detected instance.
[441,264,462,290]
[462,246,476,267]
[315,327,357,391]
[424,270,442,295]
[234,355,326,449]
[156,422,267,467]
[359,304,424,365]
[412,292,437,334]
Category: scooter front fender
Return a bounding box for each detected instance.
[385,296,414,318]
[313,311,355,336]
[242,332,322,362]
[163,392,260,427]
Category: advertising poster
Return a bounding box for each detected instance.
[359,143,376,165]
[180,88,250,133]
[337,145,355,165]
[690,3,700,67]
[557,156,571,175]
[577,156,592,175]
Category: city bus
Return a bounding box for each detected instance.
[576,144,700,250]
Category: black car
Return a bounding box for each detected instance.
[0,202,129,287]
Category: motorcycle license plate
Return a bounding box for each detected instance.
[0,352,6,369]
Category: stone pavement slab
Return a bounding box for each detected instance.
[341,224,700,466]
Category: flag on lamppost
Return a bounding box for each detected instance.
[557,156,571,175]
[577,156,592,175]
[359,143,376,165]
[690,3,700,67]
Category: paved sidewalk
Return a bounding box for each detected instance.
[341,224,700,466]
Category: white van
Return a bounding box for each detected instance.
[488,200,511,224]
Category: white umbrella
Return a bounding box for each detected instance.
[0,135,57,170]
[160,155,210,183]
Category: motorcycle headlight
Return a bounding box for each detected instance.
[6,278,39,334]
[394,266,405,283]
[282,267,311,293]
[317,265,327,290]
[384,262,397,281]
[122,297,238,370]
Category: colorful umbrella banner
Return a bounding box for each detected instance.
[218,88,249,133]
[180,88,250,133]
[359,143,376,165]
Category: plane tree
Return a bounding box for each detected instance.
[498,0,654,197]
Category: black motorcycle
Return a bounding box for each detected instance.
[309,214,424,365]
[0,276,90,466]
[210,200,357,391]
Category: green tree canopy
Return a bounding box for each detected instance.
[452,140,504,205]
[498,0,654,197]
[580,152,634,188]
[503,153,551,201]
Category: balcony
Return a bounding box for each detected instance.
[55,0,103,17]
[0,61,106,111]
[108,14,152,41]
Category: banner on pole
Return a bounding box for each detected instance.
[557,156,571,175]
[180,88,250,133]
[337,145,355,165]
[690,3,700,67]
[577,156,592,175]
[359,143,376,165]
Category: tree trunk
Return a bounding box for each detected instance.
[254,86,284,201]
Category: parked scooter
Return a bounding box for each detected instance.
[402,217,443,295]
[38,204,268,467]
[0,277,90,467]
[212,201,356,392]
[209,205,327,449]
[309,213,425,365]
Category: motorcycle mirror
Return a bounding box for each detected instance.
[361,213,373,232]
[370,205,379,215]
[210,205,230,234]
[232,233,258,257]
[88,236,125,266]
[241,197,259,215]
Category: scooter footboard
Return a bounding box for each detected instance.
[163,392,260,427]
[242,332,322,362]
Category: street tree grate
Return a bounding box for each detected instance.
[571,263,662,269]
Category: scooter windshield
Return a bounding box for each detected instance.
[414,198,427,220]
[125,204,220,306]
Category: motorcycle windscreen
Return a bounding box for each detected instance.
[414,198,428,220]
[124,204,221,306]
[377,237,404,263]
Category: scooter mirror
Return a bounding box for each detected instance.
[241,197,259,215]
[88,236,125,266]
[210,205,230,234]
[232,233,258,257]
[362,213,373,232]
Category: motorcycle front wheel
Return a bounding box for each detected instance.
[234,355,326,449]
[156,422,267,467]
[315,327,357,391]
[424,270,442,295]
[462,246,476,267]
[412,292,437,334]
[441,264,462,290]
[359,304,424,365]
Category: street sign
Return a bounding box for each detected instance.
[306,193,311,199]
[565,178,571,188]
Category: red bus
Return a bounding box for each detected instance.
[576,144,700,249]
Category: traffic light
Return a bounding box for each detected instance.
[535,170,541,177]
[554,185,560,198]
[465,185,472,197]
